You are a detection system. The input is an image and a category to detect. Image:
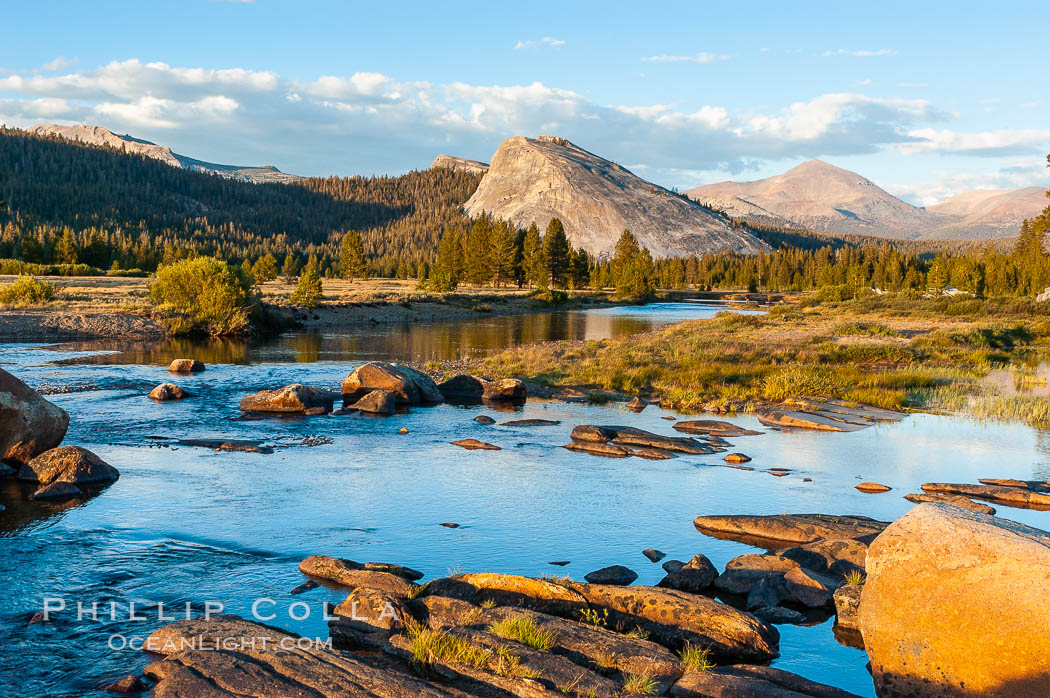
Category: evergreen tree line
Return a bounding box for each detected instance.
[0,127,479,277]
[2,126,1049,300]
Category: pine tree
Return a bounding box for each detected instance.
[55,228,77,264]
[339,230,367,282]
[543,218,570,288]
[430,227,462,291]
[290,265,324,307]
[463,217,494,285]
[253,253,278,282]
[281,252,301,280]
[522,223,544,288]
[490,221,517,288]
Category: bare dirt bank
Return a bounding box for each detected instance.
[0,308,169,341]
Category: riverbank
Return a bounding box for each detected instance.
[451,294,1050,426]
[0,275,627,341]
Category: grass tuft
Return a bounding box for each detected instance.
[622,672,659,695]
[488,617,556,651]
[680,643,716,672]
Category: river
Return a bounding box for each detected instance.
[2,301,1049,696]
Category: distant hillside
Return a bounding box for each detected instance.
[0,127,479,274]
[689,160,931,239]
[465,135,769,258]
[928,187,1048,239]
[27,124,301,184]
[688,160,1047,240]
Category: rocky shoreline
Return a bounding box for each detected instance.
[5,358,1050,696]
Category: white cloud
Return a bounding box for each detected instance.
[823,49,897,57]
[513,37,564,50]
[0,58,1035,182]
[42,56,75,72]
[643,53,728,64]
[898,128,1050,156]
[856,78,872,86]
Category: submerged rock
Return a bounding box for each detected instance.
[724,453,751,464]
[563,440,630,458]
[148,383,191,401]
[178,438,273,454]
[0,367,70,466]
[342,361,443,405]
[474,415,496,425]
[855,481,891,493]
[239,384,333,414]
[672,419,763,436]
[450,439,500,451]
[166,359,204,373]
[18,446,119,485]
[757,409,868,432]
[348,389,396,415]
[571,425,714,454]
[626,396,647,412]
[30,480,84,500]
[979,477,1050,491]
[642,548,666,562]
[298,555,420,596]
[102,675,147,694]
[501,418,560,426]
[584,565,638,585]
[694,513,887,546]
[860,503,1050,696]
[904,491,996,514]
[922,481,1050,507]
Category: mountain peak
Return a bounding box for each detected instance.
[26,123,300,185]
[464,135,769,258]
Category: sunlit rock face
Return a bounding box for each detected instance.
[465,135,770,258]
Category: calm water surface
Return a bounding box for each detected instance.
[2,302,1049,697]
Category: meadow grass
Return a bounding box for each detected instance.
[471,294,1050,426]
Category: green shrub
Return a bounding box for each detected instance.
[0,276,55,305]
[149,257,253,336]
[289,266,324,307]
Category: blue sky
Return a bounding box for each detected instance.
[1,0,1048,204]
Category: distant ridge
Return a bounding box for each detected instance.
[27,124,302,185]
[928,187,1048,238]
[430,154,489,175]
[688,160,930,239]
[464,135,770,258]
[688,160,1047,240]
